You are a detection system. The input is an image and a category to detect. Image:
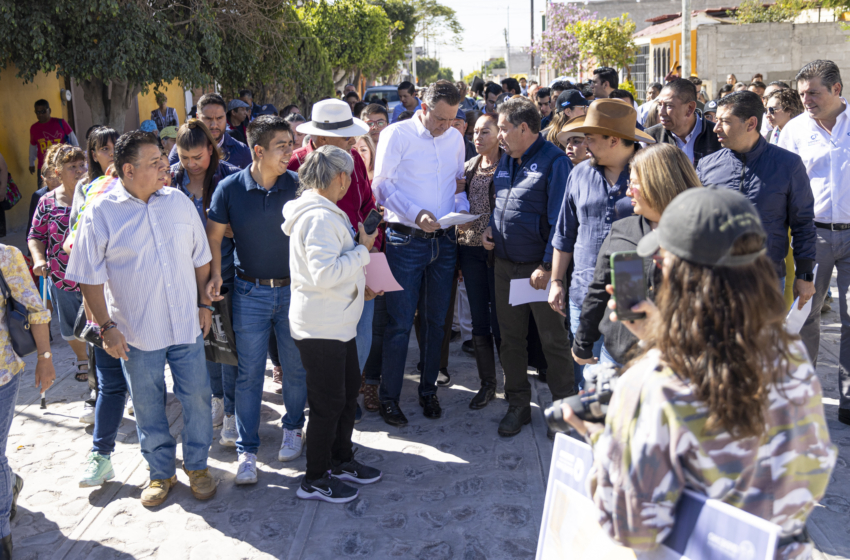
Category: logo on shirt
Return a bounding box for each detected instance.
[496,171,510,179]
[530,163,538,172]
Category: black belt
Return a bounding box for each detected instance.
[236,272,291,287]
[389,223,448,239]
[815,221,850,231]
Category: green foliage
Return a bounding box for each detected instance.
[415,0,463,48]
[437,67,454,82]
[369,0,419,79]
[730,0,808,23]
[485,58,506,72]
[416,57,440,84]
[300,0,394,80]
[566,15,638,72]
[465,70,483,84]
[620,80,638,102]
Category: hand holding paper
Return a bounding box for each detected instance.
[436,212,480,227]
[509,278,551,306]
[364,252,403,293]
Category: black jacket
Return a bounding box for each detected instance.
[645,116,722,168]
[573,215,660,366]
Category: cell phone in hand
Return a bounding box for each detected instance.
[610,251,647,321]
[356,208,384,243]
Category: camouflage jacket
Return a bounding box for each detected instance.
[588,344,836,559]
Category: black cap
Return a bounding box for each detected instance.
[256,104,279,116]
[556,90,590,113]
[704,99,718,114]
[637,188,766,267]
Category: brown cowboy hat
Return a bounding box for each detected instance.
[560,98,656,144]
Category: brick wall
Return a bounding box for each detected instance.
[697,22,850,96]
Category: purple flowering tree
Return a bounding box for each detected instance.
[532,3,595,76]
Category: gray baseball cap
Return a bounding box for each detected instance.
[227,99,251,112]
[637,187,767,267]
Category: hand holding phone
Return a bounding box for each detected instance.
[357,208,384,243]
[610,251,647,321]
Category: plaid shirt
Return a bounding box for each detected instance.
[150,107,179,131]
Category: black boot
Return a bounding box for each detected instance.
[469,335,497,410]
[0,533,11,560]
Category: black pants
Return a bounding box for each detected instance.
[294,337,360,480]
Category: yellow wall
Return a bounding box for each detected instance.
[0,67,66,231]
[137,81,186,125]
[650,29,698,76]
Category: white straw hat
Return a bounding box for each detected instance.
[296,99,370,138]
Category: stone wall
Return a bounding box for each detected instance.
[696,22,850,95]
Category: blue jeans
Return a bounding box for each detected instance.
[457,244,499,339]
[207,362,236,416]
[364,295,388,385]
[0,374,20,539]
[356,298,374,372]
[380,229,457,402]
[92,347,129,456]
[232,277,307,454]
[569,299,604,392]
[121,334,211,480]
[47,279,83,341]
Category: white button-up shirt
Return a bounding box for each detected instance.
[65,183,212,352]
[372,113,469,228]
[779,98,850,223]
[672,112,702,165]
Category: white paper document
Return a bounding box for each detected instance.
[437,212,480,227]
[509,278,551,306]
[364,252,404,293]
[785,264,818,334]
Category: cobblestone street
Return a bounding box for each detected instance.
[3,236,850,560]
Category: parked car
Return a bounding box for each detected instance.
[363,86,400,113]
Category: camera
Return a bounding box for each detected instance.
[544,363,619,433]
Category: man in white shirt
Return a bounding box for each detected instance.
[779,59,850,424]
[372,80,468,426]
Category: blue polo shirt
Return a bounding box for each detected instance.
[168,131,252,170]
[553,160,633,306]
[208,166,299,280]
[390,99,421,124]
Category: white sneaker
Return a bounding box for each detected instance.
[211,397,224,428]
[235,452,258,485]
[220,414,237,447]
[79,402,95,424]
[278,428,303,462]
[125,396,134,416]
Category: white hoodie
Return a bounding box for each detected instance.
[282,190,371,341]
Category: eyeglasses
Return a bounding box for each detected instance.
[367,120,387,129]
[35,109,49,115]
[767,107,781,115]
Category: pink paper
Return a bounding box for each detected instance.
[364,252,404,293]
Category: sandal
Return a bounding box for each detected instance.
[363,384,379,412]
[74,360,89,383]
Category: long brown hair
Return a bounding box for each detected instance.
[86,127,119,183]
[176,119,222,215]
[545,111,571,149]
[632,233,796,439]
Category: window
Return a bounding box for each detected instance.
[634,45,649,102]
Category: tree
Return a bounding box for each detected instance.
[416,57,441,84]
[369,0,419,82]
[730,0,808,23]
[299,0,395,91]
[415,0,464,49]
[566,15,638,77]
[437,68,454,82]
[0,0,291,132]
[532,3,594,76]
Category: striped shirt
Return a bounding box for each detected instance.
[65,182,212,352]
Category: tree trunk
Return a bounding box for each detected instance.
[78,78,142,133]
[332,68,349,92]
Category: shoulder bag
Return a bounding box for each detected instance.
[0,266,37,357]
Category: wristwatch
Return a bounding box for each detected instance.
[540,262,553,272]
[37,352,51,359]
[795,272,815,282]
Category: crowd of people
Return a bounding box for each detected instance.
[0,57,845,558]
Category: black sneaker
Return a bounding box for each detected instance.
[379,401,408,427]
[332,450,382,485]
[461,340,474,355]
[297,473,359,504]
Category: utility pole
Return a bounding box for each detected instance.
[530,0,535,78]
[505,7,511,77]
[412,38,418,85]
[681,0,691,78]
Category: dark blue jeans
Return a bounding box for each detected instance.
[457,244,499,340]
[0,373,20,539]
[364,294,388,386]
[92,347,129,456]
[380,229,457,402]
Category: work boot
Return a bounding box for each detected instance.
[183,466,217,500]
[141,475,178,507]
[498,405,531,437]
[469,334,497,410]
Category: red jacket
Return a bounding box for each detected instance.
[288,143,382,250]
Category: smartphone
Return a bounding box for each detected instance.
[356,208,384,243]
[610,251,647,321]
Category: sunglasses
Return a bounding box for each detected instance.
[767,107,782,115]
[367,120,387,129]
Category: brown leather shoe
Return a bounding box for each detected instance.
[363,384,379,412]
[141,475,178,507]
[183,467,217,501]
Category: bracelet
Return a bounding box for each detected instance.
[552,279,564,285]
[101,322,118,334]
[198,304,215,312]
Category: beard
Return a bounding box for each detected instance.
[589,155,599,167]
